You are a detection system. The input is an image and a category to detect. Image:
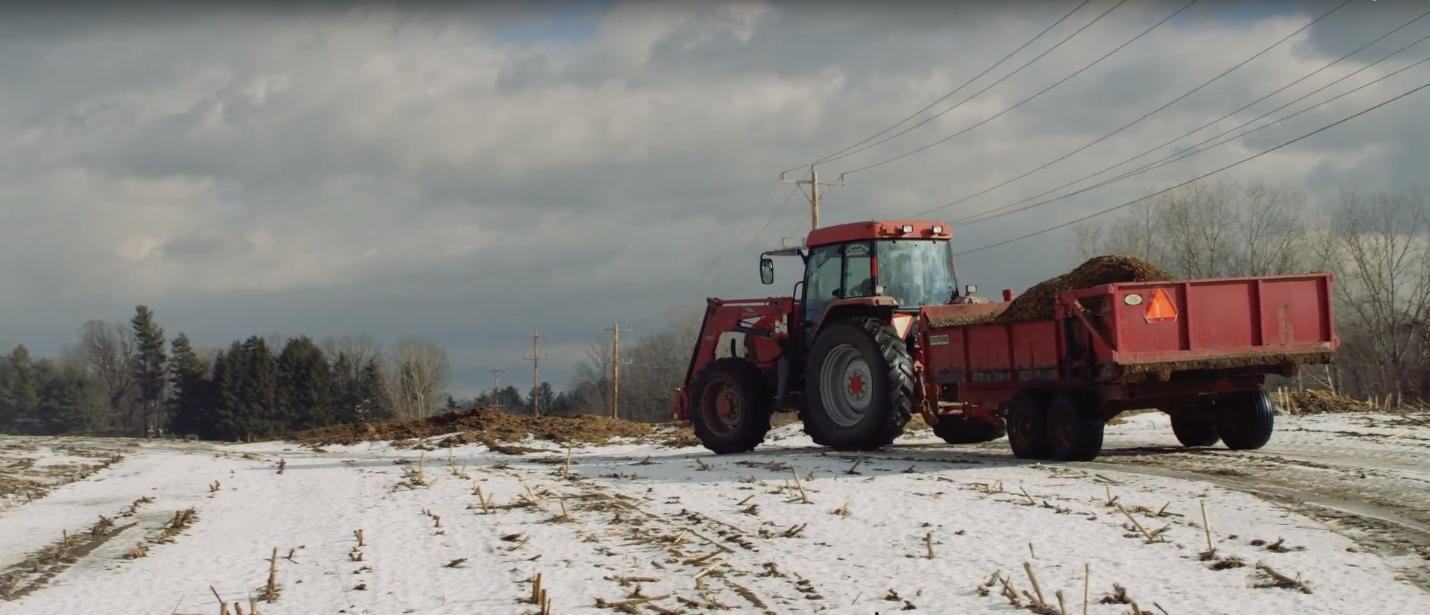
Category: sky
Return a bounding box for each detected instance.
[1,0,1427,399]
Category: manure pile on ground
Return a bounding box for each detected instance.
[294,406,688,450]
[1286,389,1373,415]
[995,255,1175,323]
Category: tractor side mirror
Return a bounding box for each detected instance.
[759,257,775,285]
[965,284,978,296]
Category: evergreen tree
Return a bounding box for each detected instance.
[328,351,361,425]
[167,333,214,438]
[6,346,41,433]
[355,357,395,422]
[225,336,281,440]
[208,348,237,440]
[38,364,108,435]
[130,306,168,435]
[278,336,335,432]
[495,385,526,413]
[528,382,557,416]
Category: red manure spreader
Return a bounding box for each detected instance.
[673,220,1338,461]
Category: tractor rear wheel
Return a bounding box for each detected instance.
[1046,391,1105,461]
[931,414,1007,445]
[689,358,773,454]
[1214,389,1274,450]
[1170,413,1221,447]
[801,318,915,451]
[1005,389,1053,460]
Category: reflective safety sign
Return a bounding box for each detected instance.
[1144,287,1178,323]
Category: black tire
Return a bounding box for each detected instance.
[1047,391,1105,462]
[1214,389,1274,450]
[1005,389,1053,460]
[1170,413,1221,447]
[931,414,1007,444]
[801,318,914,451]
[689,358,773,454]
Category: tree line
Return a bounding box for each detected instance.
[0,308,461,439]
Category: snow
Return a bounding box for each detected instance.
[2,414,1428,614]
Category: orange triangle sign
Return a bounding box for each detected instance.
[1144,287,1178,323]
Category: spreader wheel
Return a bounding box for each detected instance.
[801,318,915,451]
[1046,391,1105,462]
[1170,413,1221,448]
[1005,389,1053,460]
[1213,389,1274,451]
[689,358,773,454]
[931,414,1007,445]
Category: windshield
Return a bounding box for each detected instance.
[877,239,957,308]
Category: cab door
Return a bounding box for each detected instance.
[799,241,874,348]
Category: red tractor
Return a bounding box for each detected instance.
[673,220,1338,461]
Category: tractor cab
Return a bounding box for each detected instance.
[759,220,972,346]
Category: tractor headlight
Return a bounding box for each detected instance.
[932,225,944,234]
[900,224,914,233]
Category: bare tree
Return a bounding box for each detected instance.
[385,340,450,419]
[1069,177,1317,280]
[1070,219,1105,262]
[1323,188,1430,401]
[323,334,384,384]
[76,320,139,431]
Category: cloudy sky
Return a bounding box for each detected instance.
[2,0,1427,398]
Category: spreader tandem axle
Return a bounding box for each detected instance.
[673,220,1338,461]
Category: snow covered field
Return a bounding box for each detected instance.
[2,412,1428,614]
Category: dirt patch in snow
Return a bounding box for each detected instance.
[294,407,692,449]
[1287,389,1373,415]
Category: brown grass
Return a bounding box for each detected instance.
[294,406,687,448]
[1286,389,1373,415]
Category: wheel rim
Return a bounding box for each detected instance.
[700,379,742,436]
[818,344,874,427]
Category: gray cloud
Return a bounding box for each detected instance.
[1,0,1427,396]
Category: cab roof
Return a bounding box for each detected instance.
[806,220,952,248]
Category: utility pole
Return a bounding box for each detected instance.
[781,166,846,230]
[524,333,548,416]
[488,369,504,409]
[602,321,634,420]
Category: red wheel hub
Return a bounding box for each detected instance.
[848,373,865,396]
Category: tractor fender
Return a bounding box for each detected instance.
[811,296,899,339]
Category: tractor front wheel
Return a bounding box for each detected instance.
[689,358,774,454]
[931,414,1007,445]
[802,318,915,451]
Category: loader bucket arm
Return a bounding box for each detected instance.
[674,297,793,420]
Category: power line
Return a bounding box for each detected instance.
[951,76,1430,258]
[811,0,1138,172]
[903,0,1368,221]
[706,185,803,291]
[785,0,1096,173]
[686,178,782,291]
[616,178,784,331]
[949,32,1430,228]
[835,0,1201,176]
